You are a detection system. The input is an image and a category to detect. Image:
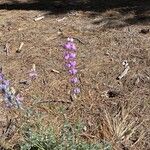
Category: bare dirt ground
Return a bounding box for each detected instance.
[0,0,150,150]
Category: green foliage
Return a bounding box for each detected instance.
[20,121,111,150]
[20,106,111,150]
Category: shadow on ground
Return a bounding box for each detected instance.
[0,0,150,27]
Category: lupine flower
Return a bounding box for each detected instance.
[29,71,37,79]
[69,61,77,67]
[64,53,70,60]
[64,52,76,60]
[70,43,77,51]
[73,87,80,94]
[69,68,78,75]
[64,38,77,51]
[0,83,4,91]
[3,87,23,109]
[65,63,71,68]
[67,37,74,42]
[29,64,37,79]
[0,80,9,92]
[70,77,78,83]
[64,42,72,50]
[0,70,23,109]
[69,53,76,59]
[3,80,9,87]
[63,37,80,97]
[4,92,13,107]
[66,61,77,68]
[0,73,4,80]
[16,94,23,102]
[15,94,23,109]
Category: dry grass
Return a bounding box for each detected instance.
[100,103,146,150]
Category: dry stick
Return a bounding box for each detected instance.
[51,69,60,74]
[117,65,130,80]
[5,43,9,56]
[73,37,85,45]
[36,100,72,104]
[80,133,96,139]
[34,16,45,21]
[2,119,13,137]
[57,17,66,22]
[16,42,24,53]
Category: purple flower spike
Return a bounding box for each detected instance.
[65,63,71,68]
[70,77,78,83]
[70,61,77,67]
[69,53,76,59]
[64,42,72,50]
[3,80,9,86]
[0,80,10,91]
[64,39,76,51]
[73,87,80,94]
[64,53,70,60]
[66,61,76,68]
[63,38,80,96]
[71,43,77,51]
[69,68,77,75]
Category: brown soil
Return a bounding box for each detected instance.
[0,0,150,150]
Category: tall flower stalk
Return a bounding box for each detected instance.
[63,38,80,97]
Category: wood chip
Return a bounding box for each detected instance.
[117,65,130,80]
[51,69,60,74]
[4,43,9,56]
[34,16,45,21]
[135,76,140,85]
[16,42,24,53]
[57,17,66,22]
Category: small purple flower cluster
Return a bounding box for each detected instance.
[29,64,37,80]
[0,71,23,109]
[64,38,80,95]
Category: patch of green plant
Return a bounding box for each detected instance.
[20,120,111,150]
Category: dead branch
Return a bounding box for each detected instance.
[36,100,72,104]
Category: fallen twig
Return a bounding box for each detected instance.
[51,69,60,74]
[73,37,85,45]
[4,43,9,56]
[16,42,24,53]
[36,100,71,104]
[80,133,96,139]
[57,17,66,22]
[117,65,130,80]
[34,16,45,21]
